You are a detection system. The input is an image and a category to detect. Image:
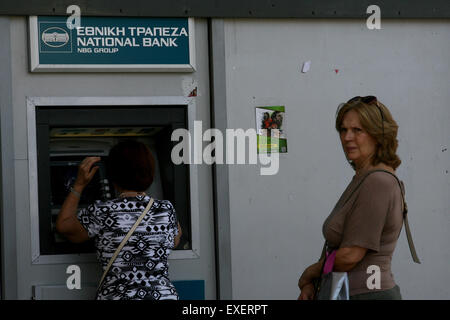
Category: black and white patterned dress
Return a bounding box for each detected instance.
[77,195,179,300]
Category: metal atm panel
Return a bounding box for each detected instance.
[34,106,191,259]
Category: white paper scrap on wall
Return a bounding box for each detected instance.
[302,61,311,73]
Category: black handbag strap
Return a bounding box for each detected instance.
[320,169,420,263]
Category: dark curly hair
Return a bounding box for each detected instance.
[106,140,155,192]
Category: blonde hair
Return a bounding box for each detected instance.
[335,98,401,170]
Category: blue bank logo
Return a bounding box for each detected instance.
[42,27,70,47]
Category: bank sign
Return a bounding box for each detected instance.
[29,16,195,72]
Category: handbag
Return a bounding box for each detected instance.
[97,197,154,293]
[315,249,349,300]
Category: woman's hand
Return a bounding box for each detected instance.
[298,282,315,300]
[298,259,323,290]
[55,157,98,243]
[74,157,101,190]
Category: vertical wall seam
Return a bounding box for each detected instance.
[208,18,233,300]
[0,16,18,299]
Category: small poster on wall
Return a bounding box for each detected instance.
[255,106,287,153]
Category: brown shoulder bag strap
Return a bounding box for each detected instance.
[319,170,420,264]
[371,170,421,264]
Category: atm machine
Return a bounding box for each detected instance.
[34,105,191,257]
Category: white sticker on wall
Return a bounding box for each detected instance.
[302,61,311,73]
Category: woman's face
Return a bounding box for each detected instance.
[339,110,377,168]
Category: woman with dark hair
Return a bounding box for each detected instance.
[56,139,182,300]
[298,96,417,300]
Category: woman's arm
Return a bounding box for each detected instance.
[55,183,90,243]
[333,246,367,271]
[298,246,367,295]
[55,157,100,243]
[298,258,324,290]
[174,222,182,248]
[299,246,367,285]
[298,258,324,300]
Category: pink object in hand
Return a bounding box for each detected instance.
[323,250,337,275]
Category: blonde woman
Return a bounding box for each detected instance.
[298,96,406,300]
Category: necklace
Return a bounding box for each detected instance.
[119,191,147,198]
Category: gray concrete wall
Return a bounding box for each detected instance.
[3,16,216,299]
[223,19,450,299]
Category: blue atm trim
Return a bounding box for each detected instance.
[173,280,205,300]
